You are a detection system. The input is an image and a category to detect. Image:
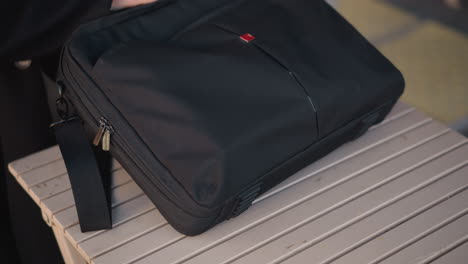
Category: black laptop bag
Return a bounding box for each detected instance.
[52,0,404,235]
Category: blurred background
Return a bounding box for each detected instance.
[329,0,468,136]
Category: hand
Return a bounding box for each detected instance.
[111,0,159,11]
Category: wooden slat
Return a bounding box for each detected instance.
[18,159,67,188]
[29,168,130,205]
[92,226,184,264]
[29,173,70,204]
[41,180,143,221]
[52,170,135,229]
[78,209,166,262]
[330,183,468,264]
[14,156,122,194]
[65,194,155,244]
[380,213,468,264]
[431,238,468,264]
[279,165,468,264]
[8,145,61,176]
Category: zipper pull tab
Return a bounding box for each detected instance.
[102,129,111,151]
[93,117,113,151]
[93,125,105,146]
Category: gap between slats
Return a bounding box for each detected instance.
[60,191,148,235]
[15,158,121,197]
[72,203,156,244]
[7,145,62,176]
[369,209,468,263]
[33,167,125,202]
[268,161,468,264]
[430,239,468,264]
[47,177,138,216]
[28,160,122,193]
[119,236,187,264]
[417,233,468,264]
[87,221,170,260]
[319,183,468,264]
[40,179,144,230]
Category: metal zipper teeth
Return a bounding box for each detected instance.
[60,55,206,216]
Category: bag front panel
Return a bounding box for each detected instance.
[91,23,318,207]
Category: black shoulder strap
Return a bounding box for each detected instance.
[52,117,112,232]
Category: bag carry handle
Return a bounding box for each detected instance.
[52,117,112,232]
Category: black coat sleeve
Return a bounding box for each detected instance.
[1,0,112,62]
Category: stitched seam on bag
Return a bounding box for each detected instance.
[212,23,320,136]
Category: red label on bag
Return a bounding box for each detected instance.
[240,33,256,43]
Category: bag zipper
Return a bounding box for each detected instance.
[61,72,183,208]
[62,74,207,217]
[60,53,218,218]
[93,117,114,151]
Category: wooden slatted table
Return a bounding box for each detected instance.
[8,102,468,264]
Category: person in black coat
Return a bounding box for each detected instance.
[0,1,155,263]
